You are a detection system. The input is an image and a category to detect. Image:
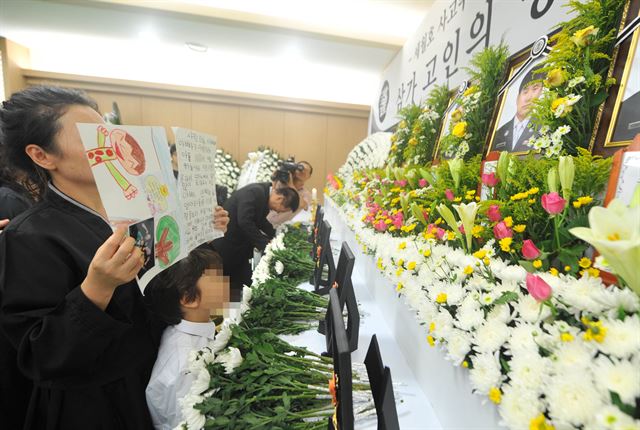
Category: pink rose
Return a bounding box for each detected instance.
[374,220,387,232]
[493,221,513,239]
[487,205,502,222]
[541,192,567,215]
[521,240,541,260]
[481,172,499,187]
[526,273,552,302]
[395,180,408,187]
[445,189,455,201]
[459,224,465,234]
[419,178,428,188]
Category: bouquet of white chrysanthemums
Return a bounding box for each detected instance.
[214,148,240,193]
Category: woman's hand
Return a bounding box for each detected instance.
[214,206,230,233]
[0,219,9,231]
[81,226,144,310]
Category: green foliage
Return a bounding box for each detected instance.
[439,44,510,160]
[529,0,627,155]
[389,85,450,166]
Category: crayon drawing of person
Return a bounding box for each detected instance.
[86,125,146,200]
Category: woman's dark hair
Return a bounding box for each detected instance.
[0,155,35,201]
[0,86,99,196]
[144,248,224,325]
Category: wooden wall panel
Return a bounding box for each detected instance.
[191,102,240,159]
[326,116,368,176]
[0,38,30,98]
[284,111,328,197]
[86,91,143,125]
[238,107,285,163]
[141,96,192,143]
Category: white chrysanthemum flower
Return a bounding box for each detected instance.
[189,366,211,396]
[274,260,284,275]
[508,350,550,393]
[486,304,511,324]
[211,321,233,353]
[469,352,502,394]
[432,309,454,340]
[508,323,542,354]
[455,298,485,331]
[473,319,511,353]
[516,295,552,323]
[498,383,543,430]
[187,350,205,374]
[215,347,243,375]
[598,315,640,358]
[496,265,527,284]
[567,76,585,88]
[546,370,605,427]
[553,340,597,373]
[446,329,472,365]
[589,405,639,430]
[179,394,206,430]
[594,356,640,404]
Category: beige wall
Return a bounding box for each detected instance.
[21,70,368,198]
[0,38,31,99]
[86,92,367,197]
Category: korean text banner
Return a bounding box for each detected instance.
[370,0,572,134]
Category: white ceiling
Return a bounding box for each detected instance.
[0,0,434,105]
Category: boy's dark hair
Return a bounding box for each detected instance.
[145,248,223,325]
[0,86,99,196]
[276,187,300,212]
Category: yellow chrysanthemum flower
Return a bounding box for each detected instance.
[463,266,474,275]
[533,260,543,269]
[435,293,447,304]
[513,225,526,233]
[452,121,468,138]
[578,257,591,269]
[488,387,502,405]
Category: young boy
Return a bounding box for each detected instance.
[145,248,230,430]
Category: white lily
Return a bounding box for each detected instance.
[558,156,575,200]
[570,199,640,296]
[436,204,461,240]
[448,158,464,190]
[453,202,479,251]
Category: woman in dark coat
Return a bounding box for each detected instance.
[0,86,164,429]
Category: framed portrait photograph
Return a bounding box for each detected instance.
[593,3,640,156]
[486,52,545,156]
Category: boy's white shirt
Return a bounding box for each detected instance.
[146,319,216,430]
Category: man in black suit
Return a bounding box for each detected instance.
[492,67,543,153]
[211,182,300,299]
[613,90,640,142]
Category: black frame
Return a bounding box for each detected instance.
[313,220,335,295]
[365,335,400,430]
[321,242,359,353]
[327,288,354,430]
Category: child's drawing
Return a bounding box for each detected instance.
[155,214,181,268]
[86,125,146,200]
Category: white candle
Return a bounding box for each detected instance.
[312,188,317,201]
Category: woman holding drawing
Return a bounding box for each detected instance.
[0,86,217,429]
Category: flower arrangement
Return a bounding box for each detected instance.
[389,85,450,166]
[237,146,283,188]
[336,132,392,182]
[528,0,628,157]
[438,44,510,160]
[214,148,240,193]
[328,190,640,430]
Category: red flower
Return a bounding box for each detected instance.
[521,239,541,260]
[541,192,567,215]
[481,172,499,187]
[487,205,502,222]
[493,221,513,239]
[445,189,455,201]
[526,273,552,302]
